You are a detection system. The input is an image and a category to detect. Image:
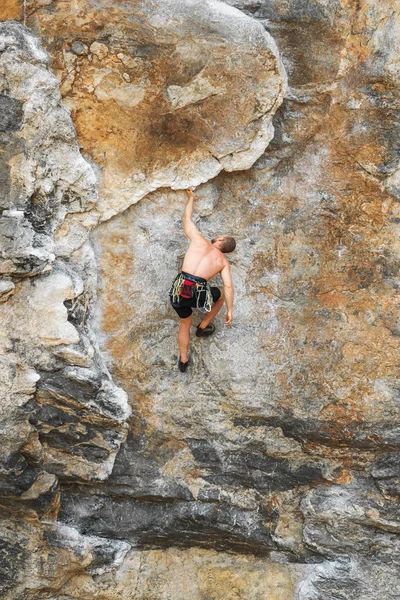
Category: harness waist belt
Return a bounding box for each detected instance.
[180,271,207,284]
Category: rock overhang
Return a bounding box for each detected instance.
[25,0,287,224]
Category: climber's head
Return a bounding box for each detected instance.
[211,235,236,253]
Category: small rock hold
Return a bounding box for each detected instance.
[71,40,88,56]
[20,472,57,500]
[194,184,219,217]
[117,52,137,68]
[90,41,109,60]
[0,280,15,302]
[54,347,90,367]
[20,432,44,464]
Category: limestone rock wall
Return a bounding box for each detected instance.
[0,21,132,598]
[24,0,286,224]
[1,1,400,599]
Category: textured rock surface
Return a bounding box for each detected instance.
[0,22,131,595]
[1,0,400,598]
[26,0,286,224]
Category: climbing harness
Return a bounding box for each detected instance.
[170,271,213,313]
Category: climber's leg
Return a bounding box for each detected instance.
[198,287,224,331]
[178,314,192,364]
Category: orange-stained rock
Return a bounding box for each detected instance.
[0,0,22,21]
[2,1,400,599]
[27,0,286,223]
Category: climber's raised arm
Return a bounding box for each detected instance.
[182,188,205,242]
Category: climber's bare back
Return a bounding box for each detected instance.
[182,236,227,281]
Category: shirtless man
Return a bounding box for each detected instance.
[169,187,235,372]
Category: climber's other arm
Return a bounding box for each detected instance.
[221,262,234,326]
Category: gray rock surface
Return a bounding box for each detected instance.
[0,22,131,585]
[1,0,400,598]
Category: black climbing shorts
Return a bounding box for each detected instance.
[170,280,221,319]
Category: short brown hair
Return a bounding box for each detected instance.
[220,236,236,253]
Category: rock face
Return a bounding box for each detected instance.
[0,21,131,596]
[1,0,400,599]
[25,0,286,223]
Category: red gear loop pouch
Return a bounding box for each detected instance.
[180,279,196,298]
